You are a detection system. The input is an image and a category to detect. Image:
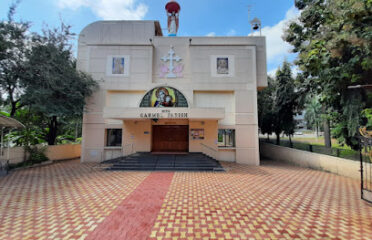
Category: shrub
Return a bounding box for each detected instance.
[25,146,49,164]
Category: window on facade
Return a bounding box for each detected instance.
[218,129,235,147]
[106,129,122,147]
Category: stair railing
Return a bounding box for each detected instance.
[122,143,135,156]
[200,143,218,160]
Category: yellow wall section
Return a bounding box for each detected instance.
[106,91,146,108]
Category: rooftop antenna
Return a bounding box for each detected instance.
[247,2,261,36]
[247,4,252,34]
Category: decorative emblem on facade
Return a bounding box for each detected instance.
[160,46,183,78]
[140,86,188,108]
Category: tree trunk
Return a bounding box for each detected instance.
[321,106,331,148]
[75,121,78,140]
[10,102,17,117]
[323,118,331,148]
[7,86,19,117]
[47,116,58,145]
[289,134,293,147]
[267,134,269,141]
[316,123,319,137]
[276,133,280,145]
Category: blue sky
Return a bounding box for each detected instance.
[0,0,299,75]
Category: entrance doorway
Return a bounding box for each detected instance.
[152,125,189,152]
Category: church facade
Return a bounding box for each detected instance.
[78,19,267,165]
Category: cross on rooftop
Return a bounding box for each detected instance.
[161,46,182,78]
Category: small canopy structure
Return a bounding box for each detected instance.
[0,115,25,168]
[0,115,25,129]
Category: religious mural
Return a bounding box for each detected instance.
[140,87,188,108]
[217,57,229,74]
[152,87,175,107]
[112,57,125,74]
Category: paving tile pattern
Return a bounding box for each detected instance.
[149,161,372,240]
[0,160,149,240]
[87,172,174,240]
[1,159,372,240]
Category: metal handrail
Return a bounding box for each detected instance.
[200,143,218,159]
[123,143,135,156]
[200,143,217,152]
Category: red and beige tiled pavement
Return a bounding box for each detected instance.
[0,159,372,240]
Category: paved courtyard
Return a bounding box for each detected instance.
[0,159,371,240]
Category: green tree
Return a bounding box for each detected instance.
[304,95,322,137]
[21,23,98,145]
[258,76,275,140]
[284,0,372,149]
[4,108,47,146]
[55,116,83,144]
[273,61,300,145]
[258,62,301,145]
[363,108,372,130]
[0,2,29,116]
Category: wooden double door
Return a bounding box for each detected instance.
[152,125,189,152]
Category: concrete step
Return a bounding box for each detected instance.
[104,152,224,172]
[109,166,224,172]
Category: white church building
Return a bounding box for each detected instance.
[78,1,267,165]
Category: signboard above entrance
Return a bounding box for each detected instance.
[140,86,188,108]
[140,111,188,119]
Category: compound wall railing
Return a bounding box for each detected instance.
[359,130,372,203]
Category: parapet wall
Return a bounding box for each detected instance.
[0,144,81,164]
[46,145,81,161]
[260,142,365,180]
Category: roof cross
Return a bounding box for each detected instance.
[161,46,182,78]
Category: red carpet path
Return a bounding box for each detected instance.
[86,172,174,240]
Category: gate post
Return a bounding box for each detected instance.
[359,128,372,203]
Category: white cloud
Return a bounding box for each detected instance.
[226,29,236,36]
[206,32,216,37]
[57,0,148,20]
[291,65,300,78]
[254,6,300,64]
[267,68,278,78]
[206,29,236,37]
